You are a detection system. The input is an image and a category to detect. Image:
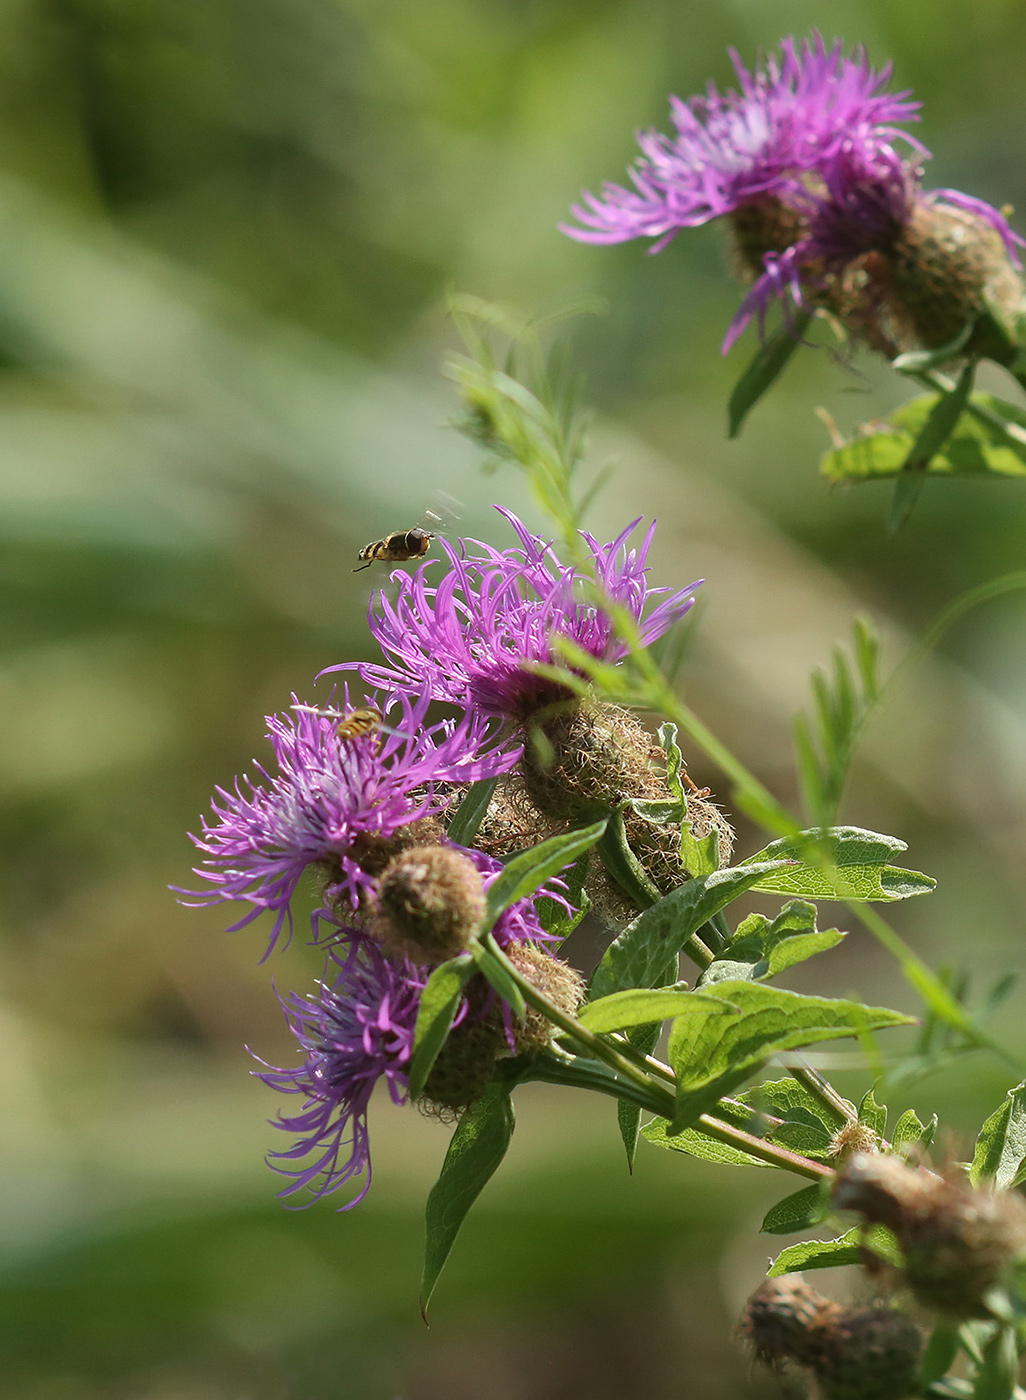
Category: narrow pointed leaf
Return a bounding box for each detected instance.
[421,1085,515,1318]
[596,808,661,909]
[446,777,499,846]
[728,312,811,438]
[482,819,607,933]
[408,953,477,1100]
[618,1022,661,1170]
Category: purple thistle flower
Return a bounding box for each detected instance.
[561,35,922,248]
[179,680,518,954]
[562,33,1023,356]
[258,869,566,1207]
[338,507,699,724]
[256,931,425,1208]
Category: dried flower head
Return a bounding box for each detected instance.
[180,681,517,955]
[833,1152,1026,1316]
[341,509,698,728]
[740,1276,921,1400]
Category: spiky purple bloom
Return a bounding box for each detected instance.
[338,508,699,724]
[180,680,518,954]
[257,931,425,1208]
[561,35,922,248]
[258,866,565,1207]
[562,34,1022,354]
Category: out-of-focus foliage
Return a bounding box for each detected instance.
[4,0,1026,1396]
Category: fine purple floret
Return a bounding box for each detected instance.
[561,35,922,248]
[338,507,700,723]
[179,680,518,954]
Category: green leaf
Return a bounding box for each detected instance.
[739,1076,848,1131]
[970,1082,1026,1189]
[471,936,526,1021]
[859,1087,887,1138]
[596,807,661,909]
[821,391,1026,484]
[482,819,607,933]
[643,1098,775,1169]
[719,901,845,981]
[667,982,913,1133]
[589,860,794,1000]
[578,986,735,1034]
[408,954,477,1100]
[971,1323,1019,1400]
[446,777,499,846]
[889,360,976,530]
[727,312,811,438]
[654,723,723,878]
[920,1326,962,1388]
[618,1021,661,1170]
[533,854,591,944]
[743,826,935,901]
[767,1224,902,1277]
[421,1084,515,1318]
[892,1108,929,1154]
[761,1183,830,1235]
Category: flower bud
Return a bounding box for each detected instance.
[833,1152,1026,1316]
[373,846,485,964]
[830,1121,880,1163]
[741,1277,921,1400]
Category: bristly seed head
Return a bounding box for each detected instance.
[833,1152,1026,1317]
[373,846,486,964]
[740,1276,921,1400]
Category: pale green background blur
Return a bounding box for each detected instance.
[3,1,1026,1396]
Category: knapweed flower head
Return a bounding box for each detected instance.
[342,507,699,727]
[181,679,517,954]
[257,931,425,1208]
[259,870,568,1206]
[562,35,922,249]
[563,34,1024,357]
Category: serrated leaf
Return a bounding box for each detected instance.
[761,1183,830,1235]
[892,1108,929,1153]
[767,1224,902,1277]
[739,1076,848,1131]
[408,954,477,1100]
[589,860,794,1000]
[578,986,734,1034]
[821,391,1026,484]
[667,982,912,1134]
[643,1098,775,1168]
[859,1087,887,1138]
[421,1085,515,1317]
[743,826,935,901]
[970,1082,1026,1189]
[482,819,607,933]
[727,312,811,437]
[446,777,499,846]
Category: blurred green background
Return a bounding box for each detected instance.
[3,0,1026,1395]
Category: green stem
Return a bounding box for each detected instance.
[787,1057,856,1126]
[486,937,833,1181]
